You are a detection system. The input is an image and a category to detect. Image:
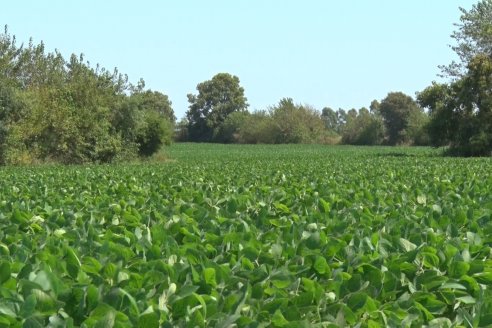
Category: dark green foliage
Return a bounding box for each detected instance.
[419,56,492,156]
[341,107,385,145]
[321,107,338,131]
[0,80,26,164]
[186,73,248,142]
[0,27,174,164]
[186,94,426,147]
[214,111,251,143]
[268,98,329,144]
[129,88,175,124]
[379,92,426,145]
[135,110,173,156]
[213,98,339,144]
[174,118,189,142]
[224,110,277,144]
[421,1,492,156]
[114,88,175,158]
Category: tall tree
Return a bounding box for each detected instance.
[321,107,338,132]
[186,73,248,142]
[419,55,492,155]
[442,0,492,77]
[420,0,492,156]
[379,92,423,145]
[341,107,384,145]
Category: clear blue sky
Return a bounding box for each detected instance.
[2,0,474,119]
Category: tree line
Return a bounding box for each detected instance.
[1,0,491,164]
[0,26,175,164]
[177,75,428,147]
[178,1,492,156]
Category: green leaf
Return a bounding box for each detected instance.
[399,238,417,252]
[439,282,467,290]
[22,317,44,328]
[138,310,159,328]
[347,292,367,312]
[203,268,217,287]
[83,303,130,328]
[32,289,59,314]
[65,246,81,279]
[0,300,17,318]
[271,309,289,327]
[473,272,492,284]
[449,261,470,278]
[427,318,452,327]
[456,295,476,304]
[19,294,37,319]
[33,270,61,295]
[81,257,102,275]
[0,262,11,285]
[313,256,329,275]
[417,297,447,315]
[118,288,140,317]
[432,204,442,214]
[0,315,13,327]
[318,198,331,213]
[274,203,290,214]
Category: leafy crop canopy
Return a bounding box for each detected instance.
[0,144,491,326]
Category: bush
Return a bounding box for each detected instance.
[0,29,175,164]
[135,110,173,157]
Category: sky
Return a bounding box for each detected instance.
[1,0,475,119]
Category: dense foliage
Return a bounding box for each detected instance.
[419,0,492,156]
[182,91,427,146]
[186,73,248,142]
[0,144,491,326]
[339,108,385,146]
[0,27,174,164]
[379,92,429,146]
[216,98,339,144]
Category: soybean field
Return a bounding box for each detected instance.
[0,144,491,327]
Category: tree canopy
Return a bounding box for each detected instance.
[443,0,492,78]
[186,73,248,142]
[0,27,174,164]
[379,92,426,145]
[419,0,492,156]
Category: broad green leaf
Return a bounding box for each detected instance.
[427,318,452,327]
[19,294,37,319]
[318,198,331,213]
[32,289,59,314]
[274,203,290,214]
[65,246,81,279]
[0,262,11,285]
[271,309,289,327]
[456,295,476,304]
[399,238,417,252]
[347,292,367,312]
[313,256,329,275]
[138,310,159,328]
[439,282,467,290]
[203,268,217,287]
[473,272,492,284]
[22,317,44,328]
[33,270,61,295]
[449,261,470,278]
